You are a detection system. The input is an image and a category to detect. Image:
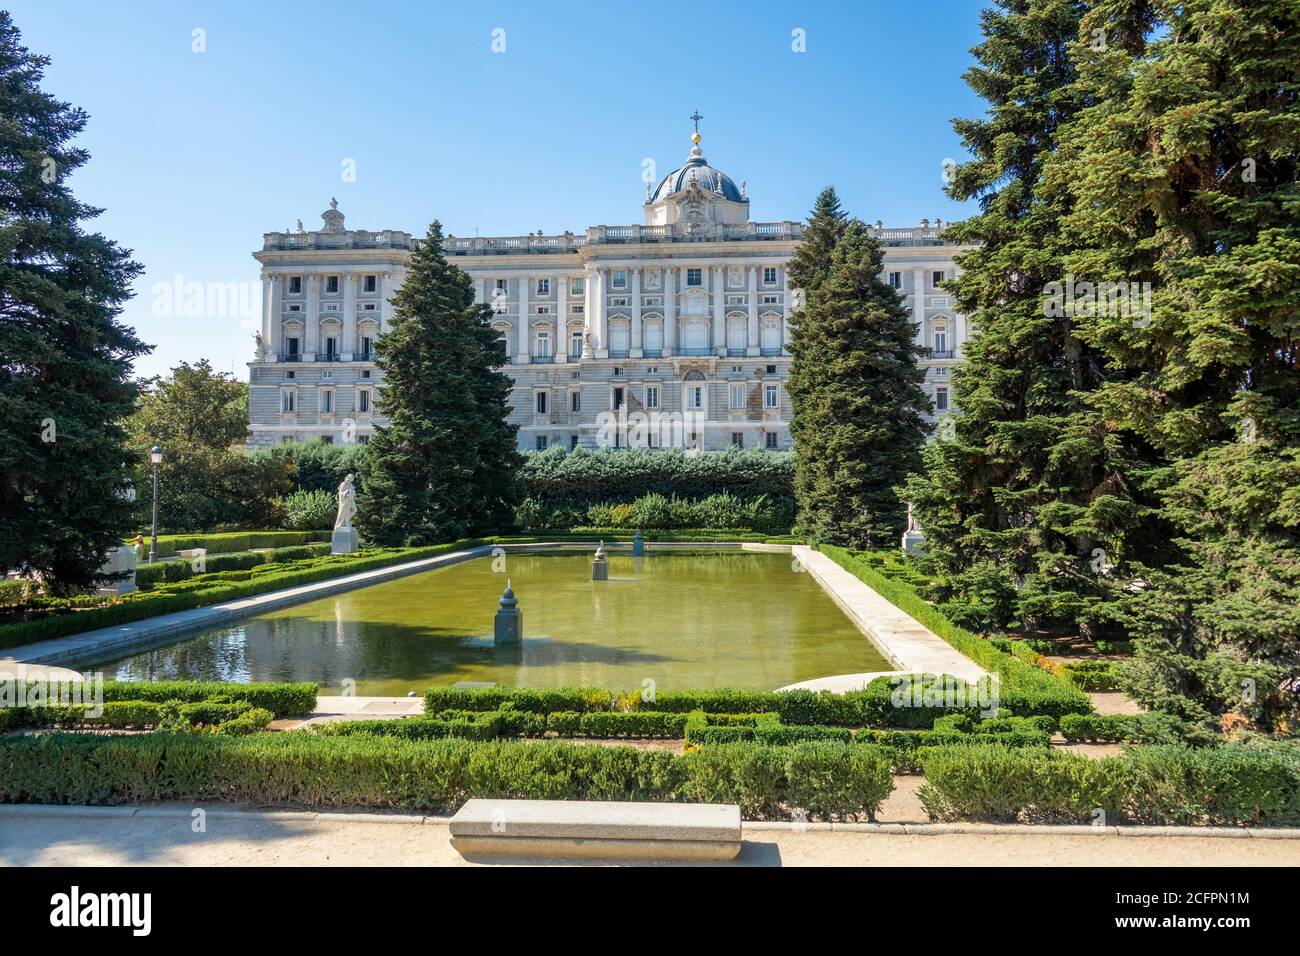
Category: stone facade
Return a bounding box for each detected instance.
[247,130,972,452]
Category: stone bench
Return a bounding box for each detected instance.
[449,799,742,861]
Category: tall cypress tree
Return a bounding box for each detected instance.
[356,222,521,545]
[0,13,149,594]
[900,0,1166,638]
[788,209,931,548]
[1053,0,1300,731]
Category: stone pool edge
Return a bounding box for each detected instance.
[0,541,792,674]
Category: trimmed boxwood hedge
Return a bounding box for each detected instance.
[918,743,1300,825]
[122,531,330,559]
[0,732,892,821]
[821,547,1092,719]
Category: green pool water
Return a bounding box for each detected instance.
[93,551,890,695]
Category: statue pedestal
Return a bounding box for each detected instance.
[95,546,137,596]
[901,530,927,554]
[332,528,358,554]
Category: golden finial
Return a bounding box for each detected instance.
[689,110,703,145]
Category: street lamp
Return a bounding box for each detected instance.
[149,445,162,564]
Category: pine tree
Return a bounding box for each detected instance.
[1052,0,1300,731]
[0,13,149,594]
[356,221,521,545]
[899,0,1168,638]
[788,213,931,547]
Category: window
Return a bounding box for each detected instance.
[570,391,581,413]
[325,276,339,294]
[730,384,745,408]
[360,336,373,360]
[319,390,333,414]
[288,276,302,294]
[765,384,779,409]
[571,304,584,314]
[935,388,950,411]
[281,391,295,413]
[535,391,548,415]
[285,370,295,380]
[765,432,779,450]
[726,294,745,306]
[570,331,583,358]
[570,277,584,295]
[323,303,340,312]
[358,434,369,445]
[536,435,548,450]
[609,297,628,307]
[361,369,371,379]
[933,330,948,355]
[362,303,376,311]
[612,366,623,376]
[611,270,627,289]
[495,278,509,294]
[645,386,659,409]
[363,275,377,293]
[537,278,550,296]
[686,268,702,287]
[357,389,371,413]
[536,306,550,315]
[320,435,334,446]
[570,434,579,450]
[686,386,703,410]
[732,432,744,447]
[888,272,902,288]
[288,304,301,312]
[535,330,551,357]
[761,295,779,304]
[932,270,945,288]
[766,364,777,374]
[612,387,625,410]
[763,267,777,285]
[285,336,300,358]
[324,336,339,360]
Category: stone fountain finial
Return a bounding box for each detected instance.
[592,541,609,581]
[494,579,521,644]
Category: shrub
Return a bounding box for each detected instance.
[1060,713,1139,742]
[1060,660,1122,691]
[577,712,688,738]
[281,489,336,531]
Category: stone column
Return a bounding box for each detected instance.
[379,272,394,334]
[593,268,608,359]
[712,266,725,355]
[267,273,283,360]
[304,274,320,360]
[555,276,567,363]
[912,268,927,346]
[582,266,597,357]
[664,267,677,356]
[746,267,759,356]
[516,276,530,364]
[781,267,792,354]
[630,267,642,358]
[341,272,357,360]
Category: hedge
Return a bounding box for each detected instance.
[1059,713,1140,742]
[918,744,1300,825]
[822,547,1092,719]
[133,543,332,588]
[1059,660,1123,691]
[0,733,892,821]
[123,531,331,558]
[0,542,485,650]
[858,726,1053,773]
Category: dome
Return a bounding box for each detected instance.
[649,144,744,203]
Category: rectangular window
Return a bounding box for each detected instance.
[536,306,550,315]
[645,385,659,409]
[609,297,628,307]
[496,278,509,293]
[536,435,548,450]
[285,337,300,357]
[324,336,339,360]
[570,434,579,450]
[731,432,744,447]
[763,267,777,285]
[536,391,548,415]
[570,391,581,413]
[319,390,333,414]
[358,389,371,413]
[687,386,703,410]
[570,277,584,296]
[288,276,302,294]
[360,336,373,360]
[935,388,950,411]
[888,272,902,289]
[320,435,333,446]
[537,278,550,296]
[765,432,779,449]
[932,270,945,288]
[611,270,627,289]
[762,295,779,304]
[281,391,295,413]
[363,275,377,293]
[358,434,369,445]
[571,304,584,314]
[764,384,779,409]
[612,387,625,410]
[933,331,948,355]
[730,384,745,408]
[325,276,339,294]
[686,268,702,287]
[535,330,551,356]
[570,331,583,358]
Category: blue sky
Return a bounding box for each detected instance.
[9,0,988,380]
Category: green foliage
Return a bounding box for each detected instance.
[126,530,329,559]
[133,541,331,588]
[918,744,1300,826]
[1060,659,1121,691]
[250,440,368,495]
[357,222,521,545]
[787,191,931,548]
[280,489,336,531]
[514,492,793,533]
[0,13,150,594]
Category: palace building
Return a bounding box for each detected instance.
[247,122,973,451]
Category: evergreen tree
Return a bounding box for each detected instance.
[788,214,931,547]
[0,13,149,594]
[900,0,1168,638]
[356,221,521,545]
[1052,0,1300,731]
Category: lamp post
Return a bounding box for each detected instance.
[149,445,162,563]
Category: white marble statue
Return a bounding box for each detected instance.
[335,473,357,530]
